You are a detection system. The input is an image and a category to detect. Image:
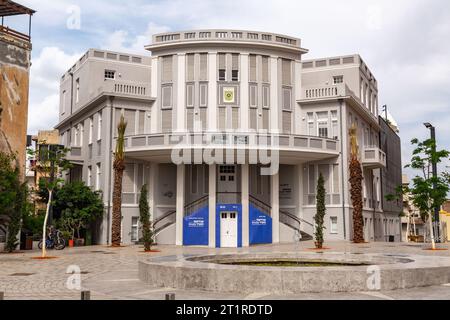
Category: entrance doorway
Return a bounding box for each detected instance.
[218,165,239,204]
[220,211,238,248]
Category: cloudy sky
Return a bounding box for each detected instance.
[7,0,450,173]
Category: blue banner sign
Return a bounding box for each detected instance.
[249,205,272,245]
[183,206,209,246]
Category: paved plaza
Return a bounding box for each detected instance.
[2,241,450,300]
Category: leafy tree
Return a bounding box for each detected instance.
[314,173,326,249]
[111,115,127,247]
[387,138,450,249]
[53,182,104,240]
[27,144,71,257]
[349,123,365,243]
[0,151,29,252]
[139,184,155,251]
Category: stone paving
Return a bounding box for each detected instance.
[1,241,450,300]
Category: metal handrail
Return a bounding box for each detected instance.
[279,209,314,228]
[249,195,272,216]
[153,210,176,226]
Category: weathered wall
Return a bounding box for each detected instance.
[0,32,31,177]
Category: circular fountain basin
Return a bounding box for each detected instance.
[138,252,450,293]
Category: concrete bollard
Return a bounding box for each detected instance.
[165,293,175,300]
[0,292,4,300]
[81,291,91,300]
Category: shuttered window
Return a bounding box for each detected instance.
[199,83,208,107]
[308,165,316,194]
[218,53,226,81]
[186,109,194,131]
[249,84,258,108]
[199,108,207,130]
[218,108,226,130]
[249,55,257,82]
[123,164,135,193]
[262,56,269,82]
[250,108,257,130]
[199,54,208,81]
[186,54,195,81]
[319,164,331,193]
[114,109,123,137]
[161,109,172,132]
[282,59,292,85]
[162,85,173,109]
[162,55,173,83]
[232,54,239,81]
[282,111,292,134]
[186,83,194,108]
[282,87,292,110]
[124,110,135,136]
[262,109,269,130]
[232,108,239,129]
[138,111,145,134]
[333,164,340,193]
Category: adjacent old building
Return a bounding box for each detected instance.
[55,29,402,246]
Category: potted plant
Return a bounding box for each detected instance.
[314,173,326,249]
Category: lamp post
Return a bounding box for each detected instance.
[424,122,440,242]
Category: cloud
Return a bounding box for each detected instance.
[27,94,60,134]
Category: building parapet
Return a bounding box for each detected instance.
[362,146,387,169]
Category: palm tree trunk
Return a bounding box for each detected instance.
[349,155,365,243]
[111,159,125,247]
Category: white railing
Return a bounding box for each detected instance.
[303,83,355,99]
[101,80,151,98]
[362,147,387,168]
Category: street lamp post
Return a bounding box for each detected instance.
[424,122,440,243]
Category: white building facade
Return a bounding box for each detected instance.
[55,30,402,247]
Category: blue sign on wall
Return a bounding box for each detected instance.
[183,206,209,246]
[249,204,272,245]
[216,204,242,248]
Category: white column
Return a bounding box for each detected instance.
[208,52,217,131]
[296,164,304,222]
[271,171,280,243]
[242,164,250,247]
[208,164,216,248]
[240,53,249,131]
[148,163,157,222]
[294,60,302,135]
[151,57,159,134]
[176,164,185,246]
[176,53,186,132]
[270,56,279,133]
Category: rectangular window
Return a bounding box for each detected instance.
[96,163,101,191]
[319,164,330,193]
[307,113,314,136]
[186,83,194,108]
[249,55,257,82]
[87,166,92,187]
[218,69,226,81]
[104,70,116,80]
[317,112,328,138]
[199,83,208,107]
[162,55,173,83]
[123,164,135,193]
[282,59,292,85]
[62,90,66,114]
[331,111,338,139]
[333,164,340,194]
[249,84,257,108]
[308,165,316,194]
[75,78,80,103]
[330,217,338,234]
[131,217,139,242]
[79,123,84,147]
[232,54,239,82]
[186,54,195,81]
[124,110,136,136]
[333,75,343,84]
[218,53,226,80]
[232,70,239,82]
[162,85,173,109]
[97,112,102,141]
[262,56,269,83]
[88,117,93,145]
[262,85,270,109]
[282,87,292,110]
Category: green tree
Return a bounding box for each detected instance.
[27,144,71,257]
[139,184,155,251]
[111,116,127,247]
[53,182,104,240]
[314,173,326,249]
[387,138,450,249]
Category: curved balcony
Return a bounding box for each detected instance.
[123,131,340,164]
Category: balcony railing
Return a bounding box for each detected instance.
[123,132,340,154]
[302,83,355,100]
[91,80,152,100]
[362,147,386,169]
[0,25,30,42]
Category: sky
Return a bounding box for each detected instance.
[7,0,450,175]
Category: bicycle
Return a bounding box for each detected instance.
[38,229,66,250]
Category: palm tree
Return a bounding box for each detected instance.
[111,115,127,247]
[349,123,365,243]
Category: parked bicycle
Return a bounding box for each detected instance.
[38,227,66,250]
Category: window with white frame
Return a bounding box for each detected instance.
[317,112,328,138]
[308,165,316,194]
[307,113,314,136]
[199,83,208,107]
[88,117,93,145]
[332,164,340,194]
[131,217,139,242]
[104,70,116,80]
[331,111,338,139]
[262,85,270,109]
[330,217,338,234]
[186,83,194,108]
[96,163,101,191]
[218,69,226,81]
[249,84,257,108]
[75,78,80,103]
[79,123,84,147]
[97,112,102,141]
[62,90,66,114]
[87,166,92,187]
[333,75,343,84]
[73,126,79,147]
[161,85,173,109]
[282,87,292,110]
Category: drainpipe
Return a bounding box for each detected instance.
[338,99,346,239]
